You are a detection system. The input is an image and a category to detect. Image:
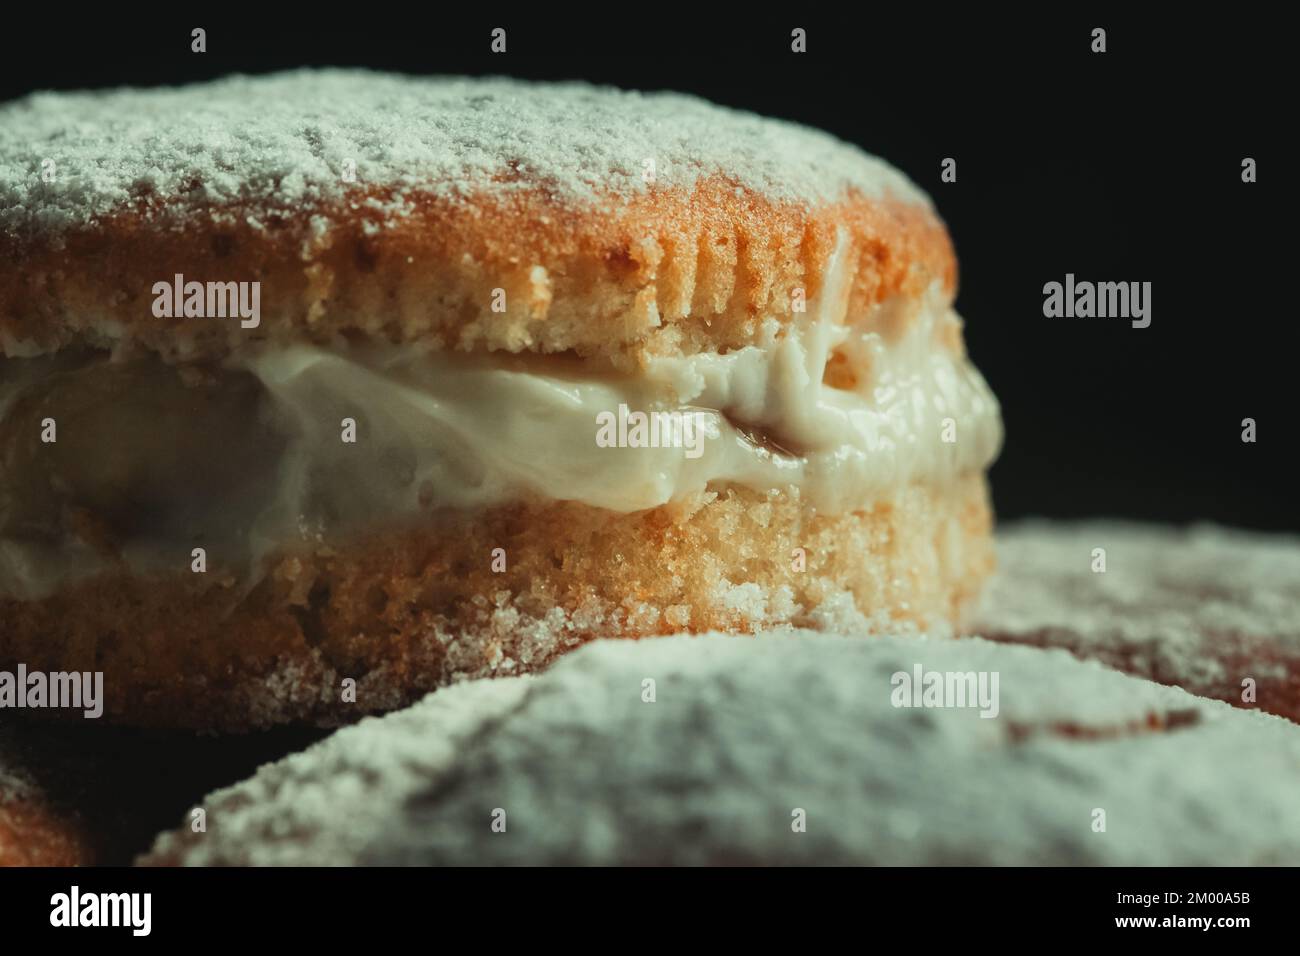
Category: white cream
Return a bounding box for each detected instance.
[245,300,999,523]
[0,238,1002,599]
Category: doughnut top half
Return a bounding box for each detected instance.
[0,70,956,361]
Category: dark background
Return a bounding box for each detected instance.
[2,13,1292,531]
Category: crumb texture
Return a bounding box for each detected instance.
[140,631,1300,866]
[0,479,993,730]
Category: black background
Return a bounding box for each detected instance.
[0,862,1282,941]
[0,863,1282,941]
[2,13,1292,531]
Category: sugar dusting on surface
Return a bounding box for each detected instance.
[2,520,1291,864]
[975,521,1300,714]
[138,517,1300,866]
[0,69,928,237]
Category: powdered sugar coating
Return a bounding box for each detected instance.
[141,630,1300,866]
[975,521,1300,718]
[0,70,929,238]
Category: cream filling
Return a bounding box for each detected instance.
[0,236,1001,599]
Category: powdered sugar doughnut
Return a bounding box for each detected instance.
[1,70,1000,730]
[974,521,1300,723]
[139,632,1300,865]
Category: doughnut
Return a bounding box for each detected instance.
[0,70,1001,729]
[0,727,95,866]
[138,630,1300,866]
[0,718,328,866]
[975,521,1300,723]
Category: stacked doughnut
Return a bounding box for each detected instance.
[0,71,1001,730]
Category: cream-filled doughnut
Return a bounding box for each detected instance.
[0,71,1001,729]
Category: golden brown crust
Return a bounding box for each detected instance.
[0,179,955,363]
[0,476,992,731]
